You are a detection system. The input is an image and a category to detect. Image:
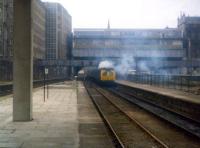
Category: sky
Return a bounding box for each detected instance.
[42,0,200,29]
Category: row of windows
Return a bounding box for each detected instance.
[46,48,56,53]
[46,44,56,47]
[46,29,56,32]
[74,39,183,47]
[46,53,56,60]
[46,16,56,21]
[46,37,56,41]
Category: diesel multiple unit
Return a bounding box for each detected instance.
[84,67,116,85]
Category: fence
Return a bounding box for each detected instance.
[0,60,13,81]
[127,74,200,92]
[0,60,71,82]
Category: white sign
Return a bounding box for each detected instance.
[45,68,48,75]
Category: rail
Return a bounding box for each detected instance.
[85,81,168,147]
[109,85,200,138]
[96,87,168,148]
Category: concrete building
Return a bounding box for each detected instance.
[73,28,185,74]
[32,0,46,60]
[0,0,3,57]
[178,14,200,59]
[0,0,45,60]
[0,0,13,59]
[73,16,200,75]
[178,14,200,74]
[0,0,13,81]
[0,0,72,81]
[0,0,46,81]
[44,2,72,60]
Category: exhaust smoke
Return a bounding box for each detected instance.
[98,60,114,69]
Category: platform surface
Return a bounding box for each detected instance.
[116,80,200,104]
[77,82,114,148]
[0,81,113,148]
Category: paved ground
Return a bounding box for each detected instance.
[0,81,113,148]
[116,80,200,104]
[77,83,114,148]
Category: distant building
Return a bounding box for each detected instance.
[0,0,46,81]
[178,14,200,60]
[0,0,3,57]
[32,0,46,60]
[44,2,72,60]
[73,15,200,75]
[0,0,13,59]
[0,0,46,60]
[73,28,184,74]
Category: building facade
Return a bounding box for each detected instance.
[0,0,46,60]
[178,15,200,59]
[44,2,72,79]
[0,0,13,81]
[177,14,200,74]
[0,0,3,56]
[0,0,13,59]
[44,2,72,60]
[73,28,185,74]
[32,0,46,60]
[0,0,46,81]
[73,16,200,75]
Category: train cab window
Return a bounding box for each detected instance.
[102,71,107,76]
[110,71,113,76]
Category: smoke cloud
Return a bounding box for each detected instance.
[115,54,136,75]
[98,60,114,69]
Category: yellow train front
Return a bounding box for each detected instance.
[85,67,116,86]
[100,68,116,81]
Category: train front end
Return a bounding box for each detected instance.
[100,68,116,85]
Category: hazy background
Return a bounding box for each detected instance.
[42,0,200,29]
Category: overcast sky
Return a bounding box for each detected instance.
[42,0,200,29]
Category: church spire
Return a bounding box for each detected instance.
[107,20,110,29]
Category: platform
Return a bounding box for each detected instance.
[78,82,114,147]
[0,81,114,148]
[115,80,200,122]
[116,80,200,104]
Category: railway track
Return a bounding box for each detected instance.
[85,82,168,148]
[85,81,200,147]
[115,83,200,123]
[109,86,200,138]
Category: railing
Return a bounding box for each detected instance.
[126,74,200,93]
[0,60,71,82]
[0,78,67,96]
